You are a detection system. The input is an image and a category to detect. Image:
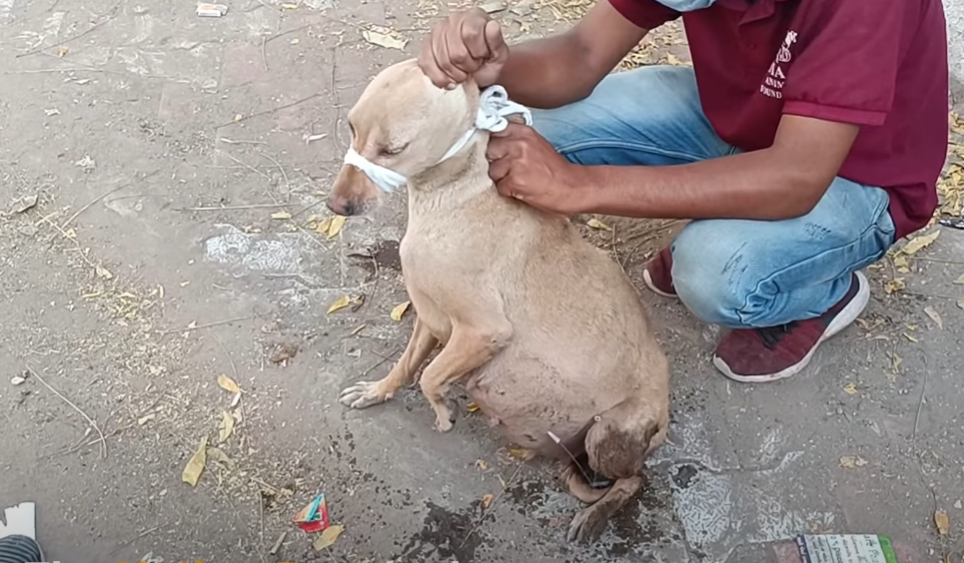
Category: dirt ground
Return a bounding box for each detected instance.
[2,1,964,562]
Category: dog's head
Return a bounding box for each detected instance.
[327,58,480,216]
[584,403,662,480]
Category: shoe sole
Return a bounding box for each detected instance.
[714,271,871,384]
[642,270,678,299]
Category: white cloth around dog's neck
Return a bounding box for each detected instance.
[343,85,533,194]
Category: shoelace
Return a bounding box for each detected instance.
[343,85,533,194]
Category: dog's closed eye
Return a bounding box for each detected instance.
[378,143,409,157]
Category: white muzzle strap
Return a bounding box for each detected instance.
[343,85,533,194]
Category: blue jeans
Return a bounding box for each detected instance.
[531,66,896,329]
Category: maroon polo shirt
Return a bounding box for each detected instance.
[609,0,950,240]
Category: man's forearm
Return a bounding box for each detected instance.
[575,149,826,221]
[496,36,602,110]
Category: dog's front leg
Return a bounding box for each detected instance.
[340,317,439,409]
[419,321,512,432]
[567,476,644,543]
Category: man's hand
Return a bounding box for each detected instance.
[486,122,587,215]
[418,8,509,89]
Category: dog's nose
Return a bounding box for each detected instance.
[326,197,358,217]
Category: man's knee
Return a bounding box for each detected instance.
[670,221,767,327]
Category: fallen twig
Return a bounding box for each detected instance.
[216,93,323,129]
[61,184,128,229]
[26,365,108,459]
[182,203,290,212]
[157,316,254,335]
[17,3,120,58]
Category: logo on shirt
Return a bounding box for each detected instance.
[761,30,797,99]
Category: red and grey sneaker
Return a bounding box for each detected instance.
[713,271,870,383]
[643,247,678,298]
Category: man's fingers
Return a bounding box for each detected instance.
[418,30,453,88]
[487,157,511,184]
[483,20,509,64]
[461,15,492,62]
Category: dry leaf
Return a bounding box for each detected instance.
[313,524,345,551]
[217,374,241,394]
[315,217,333,235]
[271,211,292,220]
[182,436,208,486]
[96,265,113,279]
[884,278,905,294]
[58,46,69,57]
[481,493,495,510]
[843,382,858,395]
[839,455,867,469]
[953,274,964,285]
[586,218,612,232]
[935,509,950,536]
[362,29,408,50]
[508,447,533,461]
[904,333,919,342]
[390,301,411,322]
[327,215,347,239]
[924,306,943,329]
[350,324,366,336]
[891,352,903,374]
[901,230,940,256]
[466,402,481,413]
[958,297,964,310]
[218,410,235,443]
[475,459,489,471]
[327,295,352,314]
[138,413,156,425]
[281,2,299,8]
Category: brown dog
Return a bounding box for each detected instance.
[329,58,670,543]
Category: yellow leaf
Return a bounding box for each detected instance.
[271,211,292,220]
[475,459,489,471]
[327,215,347,239]
[58,46,69,57]
[390,300,411,322]
[843,382,858,395]
[924,306,943,330]
[218,410,235,443]
[327,295,351,314]
[958,297,964,310]
[884,278,905,294]
[892,255,909,270]
[481,493,495,510]
[904,333,919,343]
[313,524,345,551]
[182,436,208,486]
[935,509,950,536]
[954,274,964,285]
[96,265,113,279]
[217,374,241,394]
[901,230,940,256]
[315,217,333,235]
[466,402,480,413]
[362,29,408,50]
[839,455,867,469]
[281,2,299,8]
[508,447,533,461]
[350,324,367,336]
[586,218,612,232]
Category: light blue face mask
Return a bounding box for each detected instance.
[652,0,717,11]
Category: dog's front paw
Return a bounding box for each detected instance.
[432,398,458,433]
[567,506,609,544]
[339,381,392,409]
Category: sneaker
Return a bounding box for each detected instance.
[643,247,677,298]
[713,271,870,383]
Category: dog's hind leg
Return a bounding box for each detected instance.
[340,317,439,409]
[419,320,512,432]
[566,475,644,543]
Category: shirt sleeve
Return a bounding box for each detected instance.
[607,0,680,30]
[781,0,917,127]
